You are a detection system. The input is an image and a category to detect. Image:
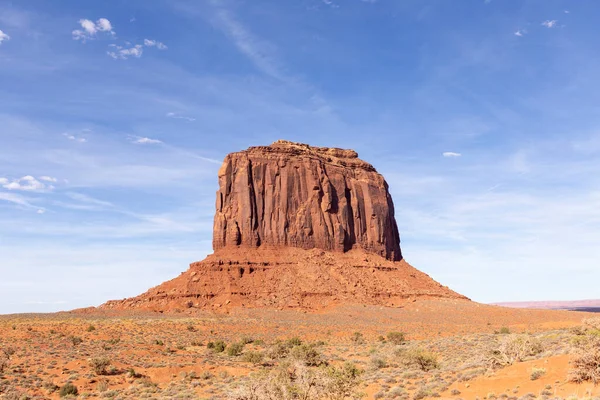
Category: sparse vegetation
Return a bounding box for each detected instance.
[487,334,543,369]
[387,331,406,345]
[396,347,439,371]
[59,382,78,397]
[569,336,600,384]
[208,340,227,353]
[530,367,546,380]
[89,356,112,375]
[226,342,245,356]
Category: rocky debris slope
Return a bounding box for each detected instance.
[101,141,467,312]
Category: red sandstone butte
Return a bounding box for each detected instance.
[102,141,466,312]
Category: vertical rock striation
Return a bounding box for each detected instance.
[213,140,402,261]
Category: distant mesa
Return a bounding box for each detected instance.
[102,140,467,312]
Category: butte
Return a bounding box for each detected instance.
[102,140,467,312]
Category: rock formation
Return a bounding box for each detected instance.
[101,141,467,313]
[213,140,402,260]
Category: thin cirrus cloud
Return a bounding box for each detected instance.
[143,39,168,50]
[72,18,114,41]
[442,152,462,158]
[63,133,87,143]
[541,20,557,28]
[129,135,162,145]
[166,112,195,122]
[1,175,56,191]
[514,29,526,37]
[0,29,10,45]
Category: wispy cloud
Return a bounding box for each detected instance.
[63,132,87,143]
[72,18,115,42]
[210,5,287,83]
[0,191,34,207]
[0,29,9,45]
[514,29,526,37]
[166,112,195,122]
[129,135,162,145]
[143,39,168,50]
[442,151,462,158]
[541,20,557,28]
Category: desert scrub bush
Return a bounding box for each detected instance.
[568,337,600,384]
[227,342,245,357]
[351,332,365,345]
[369,356,388,369]
[396,348,439,372]
[487,334,543,369]
[229,361,362,400]
[0,355,8,374]
[70,336,83,346]
[289,343,326,367]
[242,351,265,365]
[59,382,78,397]
[208,340,227,353]
[496,327,511,335]
[89,357,111,375]
[387,332,406,345]
[286,337,303,347]
[530,367,546,380]
[2,347,16,359]
[86,324,96,332]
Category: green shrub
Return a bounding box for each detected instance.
[242,351,264,364]
[286,337,302,347]
[226,342,245,356]
[290,343,325,366]
[89,357,111,375]
[207,340,226,353]
[387,332,406,345]
[497,327,511,334]
[397,348,439,371]
[59,382,78,397]
[86,325,96,332]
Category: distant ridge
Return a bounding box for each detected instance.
[493,299,600,312]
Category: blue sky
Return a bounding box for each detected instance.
[2,0,600,313]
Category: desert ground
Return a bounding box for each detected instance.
[2,299,600,400]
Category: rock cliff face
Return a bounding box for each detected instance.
[213,140,402,261]
[100,141,467,313]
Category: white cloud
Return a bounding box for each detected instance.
[107,44,143,60]
[72,18,115,42]
[39,176,57,183]
[144,39,168,50]
[63,133,87,143]
[0,29,10,45]
[96,18,113,32]
[37,209,45,214]
[542,20,557,28]
[129,136,162,145]
[166,112,196,122]
[514,29,526,37]
[564,10,570,14]
[2,175,51,192]
[443,151,462,157]
[0,192,33,207]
